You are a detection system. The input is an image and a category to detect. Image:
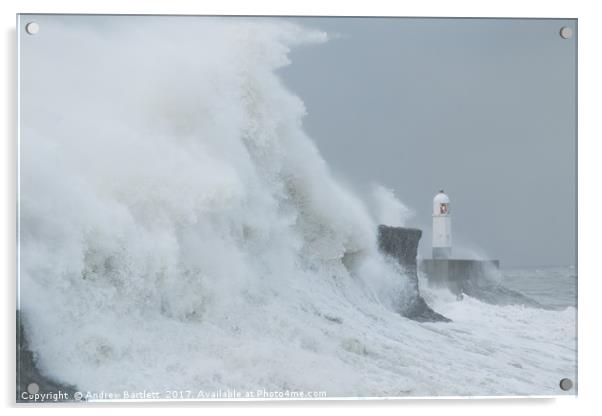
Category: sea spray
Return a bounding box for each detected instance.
[372,185,413,228]
[20,17,413,393]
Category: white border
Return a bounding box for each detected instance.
[3,1,600,414]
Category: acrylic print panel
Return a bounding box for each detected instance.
[17,14,577,402]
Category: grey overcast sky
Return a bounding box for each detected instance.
[279,17,576,268]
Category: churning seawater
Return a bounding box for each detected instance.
[501,266,577,309]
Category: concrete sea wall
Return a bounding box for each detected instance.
[420,259,499,295]
[377,225,450,322]
[419,259,544,308]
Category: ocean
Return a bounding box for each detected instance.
[501,266,577,309]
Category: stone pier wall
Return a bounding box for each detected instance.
[378,225,449,322]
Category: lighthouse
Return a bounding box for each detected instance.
[432,190,451,259]
[420,190,500,298]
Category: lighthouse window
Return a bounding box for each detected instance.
[440,203,449,214]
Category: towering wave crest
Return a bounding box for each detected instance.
[20,18,413,393]
[20,17,576,397]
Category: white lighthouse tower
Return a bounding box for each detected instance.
[432,190,452,259]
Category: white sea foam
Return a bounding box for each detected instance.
[19,17,576,397]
